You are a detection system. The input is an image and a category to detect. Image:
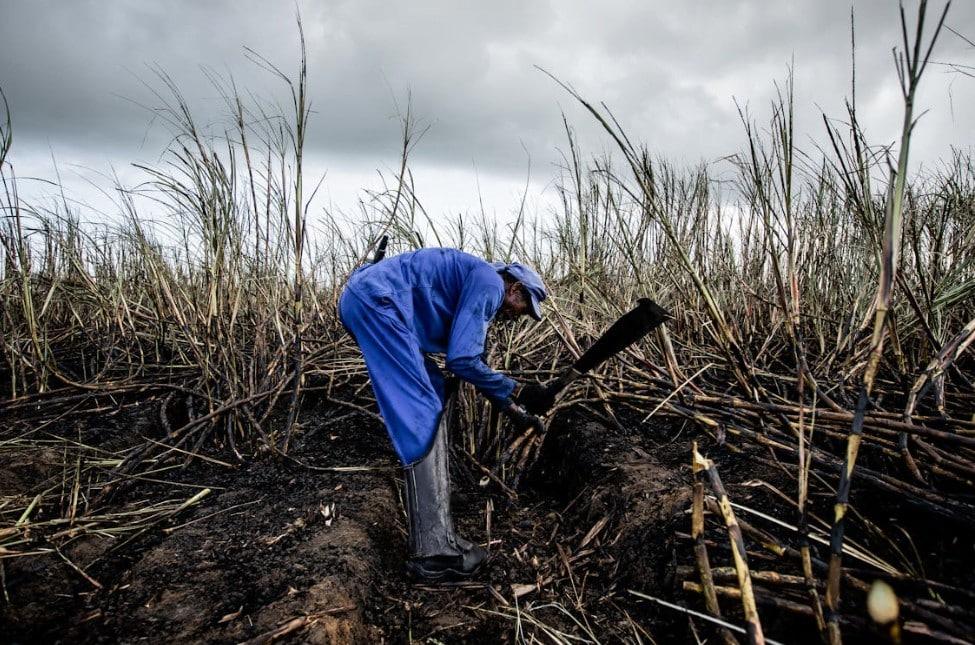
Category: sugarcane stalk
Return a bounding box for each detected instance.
[682,582,853,627]
[281,21,309,452]
[797,383,827,639]
[826,5,950,641]
[692,479,740,645]
[693,443,766,645]
[901,316,975,472]
[678,566,810,588]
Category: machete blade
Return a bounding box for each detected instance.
[572,298,671,374]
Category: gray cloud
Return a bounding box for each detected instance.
[1,0,973,216]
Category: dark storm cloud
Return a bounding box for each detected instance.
[0,0,558,164]
[1,0,973,197]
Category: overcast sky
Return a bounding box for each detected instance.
[1,0,973,226]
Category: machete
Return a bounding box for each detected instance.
[501,298,671,482]
[546,297,671,397]
[508,298,671,422]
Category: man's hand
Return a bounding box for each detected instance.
[514,382,558,416]
[499,399,544,433]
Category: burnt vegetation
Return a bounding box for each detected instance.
[2,3,975,643]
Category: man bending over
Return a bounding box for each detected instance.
[338,247,555,581]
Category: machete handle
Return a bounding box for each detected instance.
[371,235,389,263]
[539,368,584,403]
[504,401,545,433]
[499,402,545,469]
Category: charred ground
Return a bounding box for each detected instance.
[4,386,972,644]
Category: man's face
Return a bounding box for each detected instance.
[498,281,531,320]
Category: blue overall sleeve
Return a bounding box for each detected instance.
[445,267,517,403]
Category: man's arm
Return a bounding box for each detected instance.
[444,267,517,403]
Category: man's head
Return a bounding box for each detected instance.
[494,262,547,321]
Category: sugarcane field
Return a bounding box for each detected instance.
[2,1,975,643]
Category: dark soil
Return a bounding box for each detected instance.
[3,393,972,643]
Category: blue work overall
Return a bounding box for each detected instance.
[338,248,517,465]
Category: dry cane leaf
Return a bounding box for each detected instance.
[511,583,536,599]
[579,516,609,550]
[80,610,103,623]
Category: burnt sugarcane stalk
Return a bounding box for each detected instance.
[692,479,739,645]
[678,566,810,588]
[688,398,975,507]
[682,582,852,626]
[688,395,975,448]
[693,443,766,645]
[826,6,950,642]
[800,513,827,638]
[796,378,827,640]
[670,401,973,517]
[685,565,975,639]
[729,423,975,525]
[281,26,310,453]
[901,317,975,477]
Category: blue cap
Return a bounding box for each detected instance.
[492,261,547,321]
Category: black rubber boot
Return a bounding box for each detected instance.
[403,382,488,582]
